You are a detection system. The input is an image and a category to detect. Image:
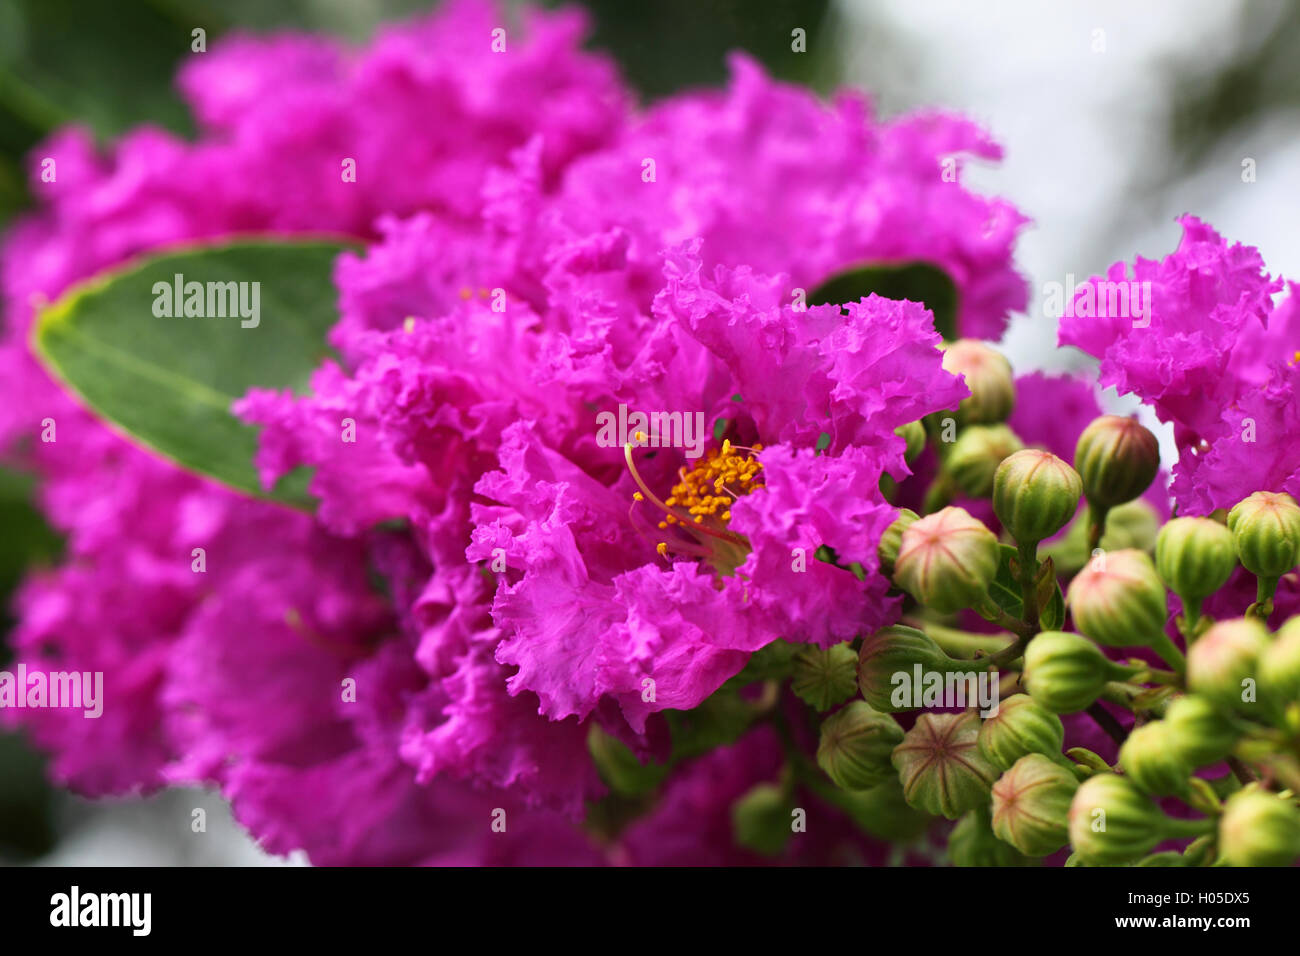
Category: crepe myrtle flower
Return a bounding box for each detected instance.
[464,245,968,733]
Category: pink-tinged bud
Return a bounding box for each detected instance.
[1186,617,1269,714]
[891,712,999,819]
[1072,415,1160,509]
[1227,491,1300,578]
[941,339,1015,425]
[1218,785,1300,867]
[992,449,1082,546]
[991,753,1078,856]
[893,506,1000,613]
[1067,549,1168,648]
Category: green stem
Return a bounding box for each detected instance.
[1085,502,1109,553]
[1247,575,1279,621]
[1161,815,1216,840]
[1148,631,1187,680]
[1016,540,1040,634]
[907,619,1012,659]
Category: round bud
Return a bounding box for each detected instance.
[949,810,1034,867]
[941,339,1015,425]
[1186,617,1268,713]
[947,424,1025,498]
[1227,491,1300,578]
[893,506,1000,613]
[816,702,904,791]
[1023,631,1131,714]
[892,712,999,819]
[896,420,926,463]
[1067,549,1168,648]
[1099,499,1160,553]
[857,626,958,713]
[1117,721,1192,796]
[1218,786,1300,867]
[1259,615,1300,722]
[1073,415,1160,509]
[731,784,792,856]
[1067,773,1170,865]
[791,644,859,712]
[876,508,919,575]
[1162,694,1240,767]
[1155,516,1237,602]
[992,449,1083,545]
[991,753,1078,856]
[977,693,1065,771]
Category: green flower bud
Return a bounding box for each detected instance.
[991,753,1078,856]
[1099,499,1160,553]
[1068,773,1209,865]
[896,420,927,462]
[1162,694,1240,767]
[586,724,668,796]
[791,643,859,712]
[857,625,959,713]
[941,339,1015,425]
[948,810,1035,867]
[876,508,919,575]
[1227,491,1300,578]
[1117,721,1192,796]
[1023,631,1133,714]
[1259,616,1300,722]
[977,693,1065,771]
[992,449,1083,546]
[1155,516,1237,604]
[946,425,1025,498]
[1218,786,1300,867]
[1073,415,1160,509]
[1186,617,1268,713]
[731,784,792,856]
[892,711,999,819]
[816,701,904,791]
[893,506,1000,613]
[1067,549,1168,648]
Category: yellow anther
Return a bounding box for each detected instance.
[633,492,644,502]
[657,542,669,557]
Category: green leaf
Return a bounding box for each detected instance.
[987,544,1065,630]
[0,467,62,646]
[809,262,960,340]
[34,240,355,508]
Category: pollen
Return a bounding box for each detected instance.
[655,441,764,531]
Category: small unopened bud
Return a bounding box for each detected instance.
[896,420,926,462]
[1117,721,1192,796]
[1162,694,1240,767]
[991,753,1078,856]
[947,424,1025,498]
[1186,617,1268,713]
[1218,785,1300,867]
[1227,491,1300,578]
[941,339,1015,425]
[1099,499,1160,553]
[977,693,1065,771]
[1067,549,1168,648]
[1155,516,1237,606]
[949,810,1034,866]
[876,508,919,575]
[857,625,961,713]
[816,702,904,791]
[893,506,999,613]
[1023,631,1133,714]
[731,784,792,856]
[992,449,1082,546]
[1069,773,1206,865]
[891,711,999,819]
[1259,615,1300,722]
[1072,415,1159,510]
